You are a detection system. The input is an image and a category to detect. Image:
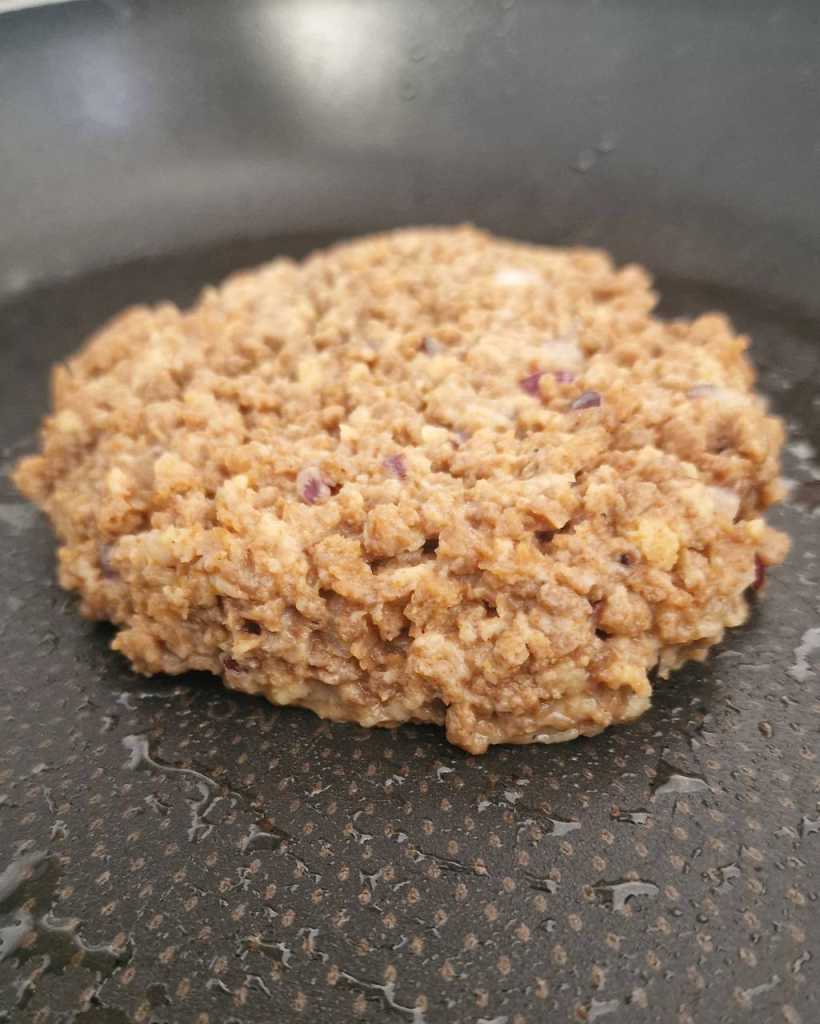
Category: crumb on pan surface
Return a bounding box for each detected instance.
[14,226,789,753]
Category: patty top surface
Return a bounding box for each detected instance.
[15,227,788,752]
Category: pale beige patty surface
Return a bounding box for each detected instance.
[14,227,789,753]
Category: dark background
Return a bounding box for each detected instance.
[1,2,818,1022]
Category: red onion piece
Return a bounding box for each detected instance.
[297,466,331,505]
[519,371,544,395]
[383,453,408,479]
[521,369,577,396]
[553,370,576,384]
[569,390,602,411]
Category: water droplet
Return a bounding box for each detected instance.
[588,998,619,1020]
[592,879,659,912]
[122,734,221,842]
[595,134,617,154]
[791,950,811,974]
[652,762,709,799]
[0,848,132,988]
[789,479,820,510]
[49,820,68,842]
[337,970,427,1023]
[146,981,170,1007]
[788,626,820,682]
[241,821,291,853]
[349,809,373,845]
[573,149,597,173]
[244,973,272,998]
[524,872,558,894]
[243,936,293,968]
[614,809,650,825]
[710,862,741,894]
[800,815,819,837]
[737,974,780,1005]
[298,926,328,963]
[144,792,171,817]
[0,850,58,918]
[545,817,580,836]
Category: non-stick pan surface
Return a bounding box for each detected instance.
[1,2,818,1022]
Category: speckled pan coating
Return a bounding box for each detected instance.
[13,227,788,752]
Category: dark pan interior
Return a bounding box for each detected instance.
[1,3,818,1023]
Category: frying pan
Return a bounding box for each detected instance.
[1,2,818,1022]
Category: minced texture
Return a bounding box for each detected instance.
[14,227,789,753]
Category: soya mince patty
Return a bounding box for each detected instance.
[14,226,789,753]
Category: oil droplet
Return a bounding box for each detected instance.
[592,879,659,912]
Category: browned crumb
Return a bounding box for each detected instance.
[14,226,789,753]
